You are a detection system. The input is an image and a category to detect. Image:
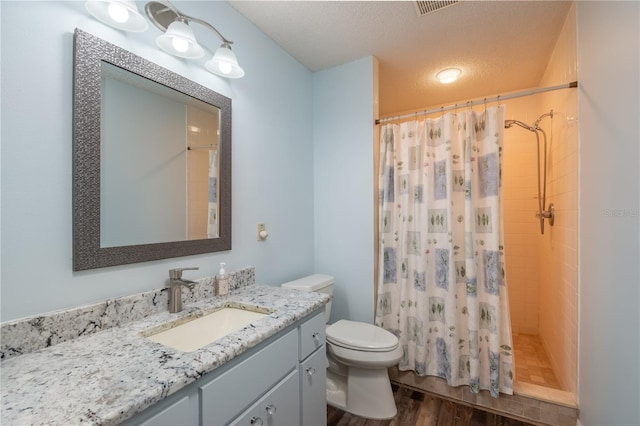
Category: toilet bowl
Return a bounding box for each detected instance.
[281,274,401,420]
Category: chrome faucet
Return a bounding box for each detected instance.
[168,267,199,313]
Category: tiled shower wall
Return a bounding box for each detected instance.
[503,97,543,335]
[503,4,578,394]
[537,4,578,394]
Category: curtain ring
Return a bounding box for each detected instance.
[484,97,487,112]
[497,95,501,107]
[441,106,444,118]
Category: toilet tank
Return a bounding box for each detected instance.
[281,274,334,323]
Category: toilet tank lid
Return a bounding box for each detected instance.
[281,274,335,291]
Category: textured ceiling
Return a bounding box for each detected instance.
[228,0,573,116]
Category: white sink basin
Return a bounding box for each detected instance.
[144,307,269,352]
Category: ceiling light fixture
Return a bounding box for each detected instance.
[145,1,245,78]
[85,0,149,32]
[436,68,461,84]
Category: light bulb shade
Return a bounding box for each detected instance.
[205,44,245,78]
[156,20,204,59]
[85,0,148,32]
[436,68,462,84]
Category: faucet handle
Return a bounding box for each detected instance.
[169,267,199,280]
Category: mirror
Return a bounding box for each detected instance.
[100,62,221,246]
[73,29,231,271]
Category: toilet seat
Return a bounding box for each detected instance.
[326,320,398,352]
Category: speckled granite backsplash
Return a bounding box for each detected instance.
[0,266,256,360]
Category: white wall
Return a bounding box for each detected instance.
[0,1,315,321]
[313,57,376,323]
[577,1,640,424]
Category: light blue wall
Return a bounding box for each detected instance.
[577,2,639,424]
[0,1,316,321]
[312,57,376,324]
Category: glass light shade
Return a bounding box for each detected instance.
[156,20,204,59]
[85,0,148,32]
[436,68,462,84]
[205,44,245,79]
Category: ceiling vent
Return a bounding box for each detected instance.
[414,0,459,16]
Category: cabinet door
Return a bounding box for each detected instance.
[138,395,197,426]
[300,348,327,426]
[200,329,297,425]
[230,370,299,426]
[299,311,325,361]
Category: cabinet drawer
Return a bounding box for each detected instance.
[200,329,297,425]
[300,347,327,426]
[230,370,300,426]
[299,311,325,360]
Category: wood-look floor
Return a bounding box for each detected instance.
[327,385,534,426]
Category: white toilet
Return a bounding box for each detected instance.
[281,274,402,420]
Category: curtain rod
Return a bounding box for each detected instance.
[375,81,578,125]
[187,144,216,151]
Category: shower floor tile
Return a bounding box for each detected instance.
[512,333,562,390]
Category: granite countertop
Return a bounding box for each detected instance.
[0,284,329,425]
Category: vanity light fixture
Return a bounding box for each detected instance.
[155,18,204,59]
[85,0,245,78]
[145,1,245,78]
[436,68,461,84]
[85,0,149,32]
[205,43,245,79]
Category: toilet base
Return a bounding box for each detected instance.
[326,370,347,409]
[326,367,397,420]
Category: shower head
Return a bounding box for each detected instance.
[504,119,535,132]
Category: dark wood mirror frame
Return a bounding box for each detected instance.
[72,29,231,271]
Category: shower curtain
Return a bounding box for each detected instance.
[375,106,514,397]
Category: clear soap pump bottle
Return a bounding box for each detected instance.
[216,262,229,296]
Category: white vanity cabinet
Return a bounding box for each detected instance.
[230,370,300,426]
[123,309,326,426]
[138,395,197,426]
[298,311,327,426]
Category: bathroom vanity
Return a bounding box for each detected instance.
[124,310,327,426]
[0,274,329,426]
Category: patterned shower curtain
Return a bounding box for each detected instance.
[375,106,514,397]
[207,149,218,238]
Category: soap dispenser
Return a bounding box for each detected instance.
[216,262,229,296]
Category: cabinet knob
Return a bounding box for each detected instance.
[312,332,321,341]
[306,367,316,376]
[250,416,263,426]
[265,404,277,416]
